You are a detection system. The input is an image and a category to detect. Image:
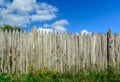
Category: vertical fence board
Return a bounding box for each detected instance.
[78,33,83,69]
[98,34,102,71]
[118,35,120,69]
[86,34,90,69]
[20,31,23,73]
[4,30,8,73]
[90,33,96,66]
[38,31,41,69]
[0,30,2,72]
[62,32,67,72]
[107,30,116,68]
[114,34,119,70]
[101,34,107,69]
[74,35,79,72]
[25,32,29,73]
[52,32,56,70]
[15,31,20,74]
[7,31,12,73]
[1,31,4,72]
[70,34,75,71]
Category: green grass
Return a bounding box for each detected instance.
[0,67,120,82]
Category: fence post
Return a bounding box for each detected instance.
[107,29,115,68]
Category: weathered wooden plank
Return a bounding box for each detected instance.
[25,32,29,73]
[46,32,48,69]
[66,33,72,71]
[37,30,41,69]
[11,30,16,73]
[58,33,63,73]
[51,31,57,70]
[90,33,96,67]
[107,29,116,68]
[19,31,23,73]
[47,32,51,69]
[62,32,67,72]
[7,30,12,73]
[55,32,61,72]
[44,31,48,69]
[85,34,89,69]
[71,34,75,71]
[83,34,87,69]
[3,30,6,73]
[33,29,38,70]
[1,30,5,73]
[0,30,2,72]
[78,33,82,69]
[86,34,91,69]
[31,30,35,70]
[101,34,107,70]
[98,34,102,71]
[39,30,43,69]
[28,32,32,69]
[118,35,120,69]
[1,30,4,72]
[14,30,19,73]
[23,31,27,73]
[114,34,119,70]
[41,31,44,68]
[74,34,79,73]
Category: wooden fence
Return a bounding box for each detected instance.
[0,28,120,74]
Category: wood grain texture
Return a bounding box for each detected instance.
[0,29,119,74]
[107,29,116,67]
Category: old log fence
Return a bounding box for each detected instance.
[0,28,120,74]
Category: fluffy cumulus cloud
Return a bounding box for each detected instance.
[0,0,58,26]
[40,19,69,32]
[37,19,68,33]
[51,19,69,32]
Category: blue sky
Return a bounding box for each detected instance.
[0,0,120,33]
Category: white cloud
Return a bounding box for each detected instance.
[30,14,56,21]
[43,19,69,32]
[81,29,88,34]
[0,0,4,4]
[11,0,37,12]
[37,28,53,33]
[52,20,69,26]
[80,29,92,35]
[0,0,9,5]
[75,29,90,35]
[0,0,58,26]
[36,19,69,33]
[51,20,68,32]
[43,24,50,28]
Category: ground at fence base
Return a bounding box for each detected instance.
[0,66,120,82]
